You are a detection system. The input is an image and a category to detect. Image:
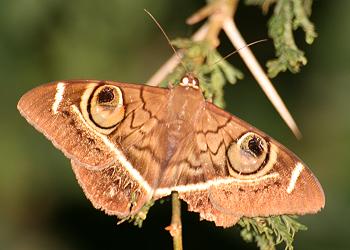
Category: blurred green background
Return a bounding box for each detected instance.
[1,0,349,249]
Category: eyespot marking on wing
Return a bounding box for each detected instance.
[79,83,125,135]
[225,132,278,179]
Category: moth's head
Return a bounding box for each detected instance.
[179,74,200,90]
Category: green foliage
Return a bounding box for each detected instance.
[245,0,317,77]
[118,200,155,228]
[239,216,307,250]
[161,38,243,108]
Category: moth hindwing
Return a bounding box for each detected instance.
[17,76,324,227]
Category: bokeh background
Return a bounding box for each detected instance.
[1,0,349,249]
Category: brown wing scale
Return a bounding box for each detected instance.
[71,160,151,217]
[18,81,117,169]
[108,87,169,188]
[18,80,170,216]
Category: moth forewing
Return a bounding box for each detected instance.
[18,76,324,226]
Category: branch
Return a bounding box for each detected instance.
[222,18,302,139]
[245,0,317,77]
[147,24,209,86]
[151,0,301,138]
[165,192,183,250]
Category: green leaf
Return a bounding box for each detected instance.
[119,200,155,228]
[267,0,309,77]
[164,39,243,107]
[292,0,317,44]
[246,0,317,77]
[209,51,244,85]
[239,216,307,250]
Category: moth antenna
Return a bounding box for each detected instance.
[211,39,268,67]
[144,9,189,73]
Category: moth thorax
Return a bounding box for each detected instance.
[89,85,125,129]
[227,132,269,175]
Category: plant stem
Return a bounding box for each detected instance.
[149,0,301,138]
[222,18,302,139]
[167,192,183,250]
[146,24,208,86]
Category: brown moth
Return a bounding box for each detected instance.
[17,75,325,227]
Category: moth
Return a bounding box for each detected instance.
[17,74,325,227]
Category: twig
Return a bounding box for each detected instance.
[147,53,183,86]
[165,192,183,250]
[147,24,209,86]
[148,0,302,138]
[187,0,238,47]
[223,18,302,139]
